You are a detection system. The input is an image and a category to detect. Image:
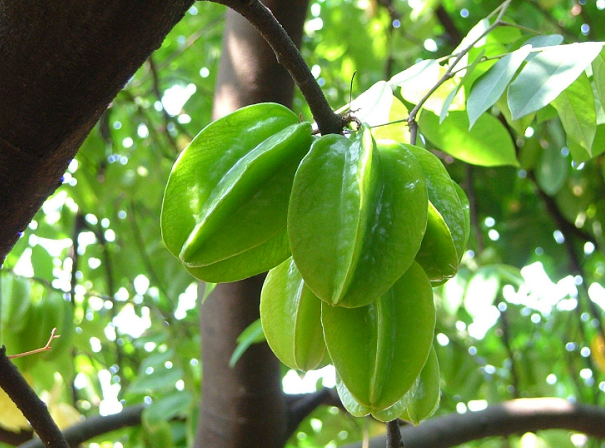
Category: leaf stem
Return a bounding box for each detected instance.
[407,0,512,144]
[209,0,343,135]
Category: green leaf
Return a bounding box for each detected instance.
[440,49,485,124]
[419,110,518,167]
[452,18,490,56]
[468,45,532,128]
[389,59,440,90]
[322,262,435,411]
[128,366,184,394]
[289,127,428,307]
[143,391,193,427]
[523,34,564,61]
[350,81,393,127]
[592,51,605,109]
[496,90,535,136]
[508,42,604,120]
[536,144,569,196]
[370,97,410,143]
[552,72,596,154]
[260,258,326,371]
[229,318,266,368]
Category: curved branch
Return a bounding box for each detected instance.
[0,347,69,448]
[342,398,605,448]
[211,0,343,135]
[0,427,32,447]
[18,404,146,448]
[286,388,343,439]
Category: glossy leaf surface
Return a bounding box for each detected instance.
[419,110,518,167]
[322,262,435,410]
[508,42,604,120]
[467,45,532,128]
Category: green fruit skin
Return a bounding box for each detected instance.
[260,258,327,371]
[452,180,471,261]
[322,261,435,411]
[415,202,459,284]
[289,128,428,308]
[404,144,467,261]
[401,344,441,424]
[161,103,313,282]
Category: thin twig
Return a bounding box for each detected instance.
[0,347,70,448]
[8,329,60,359]
[407,0,512,144]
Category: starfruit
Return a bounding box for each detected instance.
[415,202,459,283]
[322,261,435,411]
[260,257,327,371]
[452,180,471,258]
[336,372,419,422]
[161,103,313,282]
[288,126,428,307]
[405,144,467,283]
[401,344,441,424]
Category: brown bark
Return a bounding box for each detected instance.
[195,2,309,447]
[0,0,194,264]
[343,398,605,448]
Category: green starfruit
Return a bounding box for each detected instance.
[288,126,428,307]
[260,257,327,371]
[322,261,435,411]
[415,202,459,284]
[161,103,313,282]
[401,344,441,424]
[405,144,467,261]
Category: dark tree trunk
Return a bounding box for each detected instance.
[195,2,309,447]
[0,0,195,264]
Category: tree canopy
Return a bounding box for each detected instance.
[2,1,605,448]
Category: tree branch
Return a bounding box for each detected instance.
[342,398,605,448]
[0,427,32,447]
[0,347,69,448]
[0,0,195,264]
[210,0,343,135]
[286,388,343,438]
[18,404,146,448]
[386,420,404,448]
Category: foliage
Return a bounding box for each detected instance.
[2,1,605,448]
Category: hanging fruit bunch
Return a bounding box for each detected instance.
[161,102,469,422]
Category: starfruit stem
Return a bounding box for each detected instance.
[386,419,405,448]
[212,0,343,135]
